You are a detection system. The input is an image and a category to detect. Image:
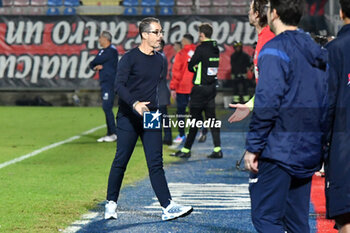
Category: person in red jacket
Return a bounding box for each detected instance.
[170,34,196,144]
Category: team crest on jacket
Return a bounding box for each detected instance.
[348,73,350,86]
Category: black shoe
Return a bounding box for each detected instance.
[198,134,207,143]
[171,150,191,158]
[207,150,223,159]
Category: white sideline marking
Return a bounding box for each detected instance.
[145,183,250,212]
[62,212,99,233]
[0,125,106,170]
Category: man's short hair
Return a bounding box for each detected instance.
[199,23,213,38]
[139,17,160,39]
[252,0,269,27]
[340,0,350,19]
[270,0,304,26]
[101,31,112,42]
[183,33,194,43]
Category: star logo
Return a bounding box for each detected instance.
[143,110,162,129]
[150,110,162,122]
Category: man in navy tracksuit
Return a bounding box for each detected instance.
[244,0,329,232]
[104,17,192,221]
[90,31,118,142]
[325,0,350,231]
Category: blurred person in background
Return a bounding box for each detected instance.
[325,0,350,231]
[156,40,173,146]
[90,31,118,142]
[230,40,252,104]
[173,23,222,159]
[170,34,196,144]
[228,0,275,123]
[168,41,182,81]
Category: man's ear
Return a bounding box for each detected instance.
[340,9,344,20]
[141,31,148,40]
[272,8,279,21]
[254,10,260,21]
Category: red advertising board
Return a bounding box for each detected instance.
[0,15,256,89]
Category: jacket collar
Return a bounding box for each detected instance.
[337,24,350,37]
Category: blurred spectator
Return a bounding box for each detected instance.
[325,0,350,231]
[90,31,118,142]
[168,41,182,86]
[156,40,173,145]
[169,34,196,144]
[230,41,252,103]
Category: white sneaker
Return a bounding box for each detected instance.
[161,200,193,221]
[97,136,106,142]
[104,200,117,219]
[97,134,117,142]
[104,134,117,142]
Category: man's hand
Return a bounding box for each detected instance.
[134,102,150,116]
[228,103,250,123]
[244,151,259,174]
[94,65,103,71]
[171,90,176,100]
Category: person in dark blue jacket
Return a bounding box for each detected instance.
[104,17,192,221]
[244,0,329,232]
[325,0,350,231]
[90,31,118,142]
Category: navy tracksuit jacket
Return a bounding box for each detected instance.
[89,44,119,135]
[246,29,329,233]
[325,24,350,219]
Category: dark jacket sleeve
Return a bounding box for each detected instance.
[246,50,289,153]
[89,49,110,70]
[115,54,137,107]
[188,46,202,73]
[325,42,341,143]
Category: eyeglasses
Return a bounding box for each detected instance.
[147,30,164,36]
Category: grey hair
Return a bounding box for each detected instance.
[100,31,112,42]
[139,17,160,39]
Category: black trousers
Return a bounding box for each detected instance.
[107,111,171,208]
[184,85,221,149]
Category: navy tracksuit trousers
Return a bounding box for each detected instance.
[101,87,116,135]
[249,160,312,233]
[106,110,171,208]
